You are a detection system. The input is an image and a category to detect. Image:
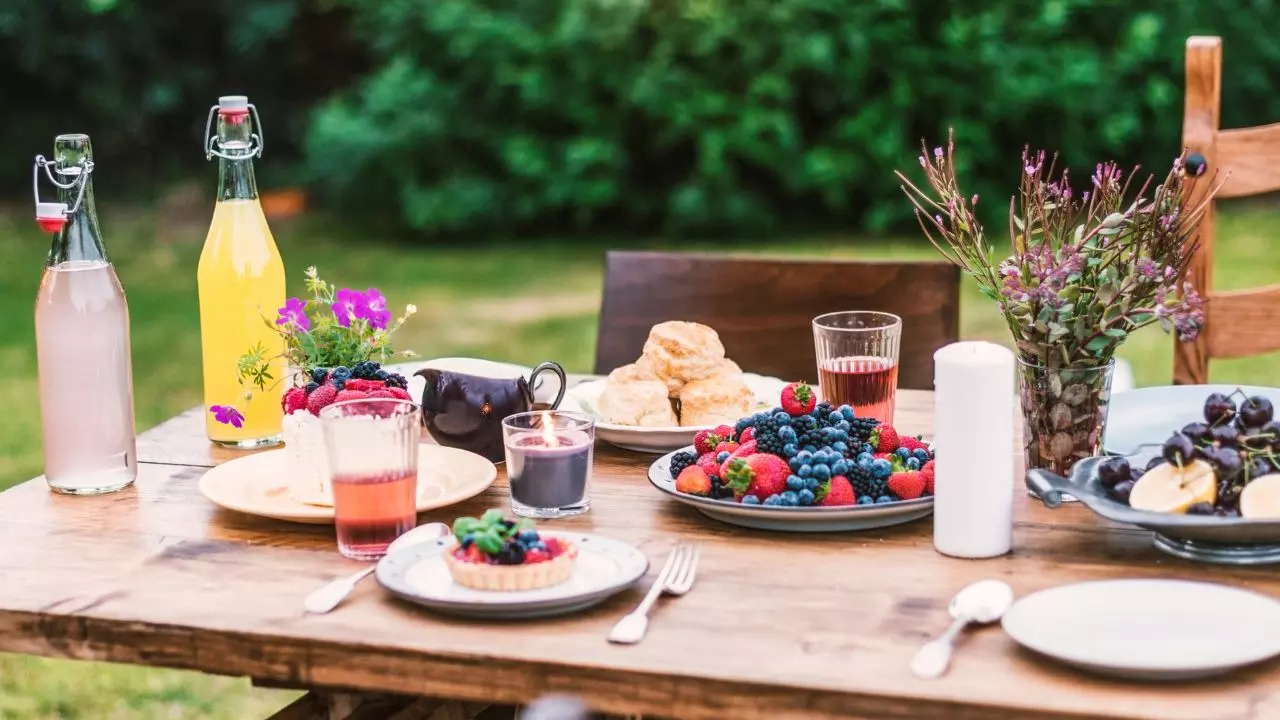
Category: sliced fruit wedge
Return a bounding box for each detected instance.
[1240,473,1280,519]
[1128,459,1216,514]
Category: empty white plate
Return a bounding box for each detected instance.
[1002,579,1280,680]
[377,532,649,619]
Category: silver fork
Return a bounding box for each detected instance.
[608,543,699,644]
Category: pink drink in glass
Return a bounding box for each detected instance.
[331,469,417,558]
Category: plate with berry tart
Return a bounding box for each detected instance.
[377,510,649,619]
[1030,388,1280,564]
[647,398,935,532]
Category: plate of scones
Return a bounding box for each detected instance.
[568,321,788,452]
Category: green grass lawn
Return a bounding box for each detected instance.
[0,199,1277,717]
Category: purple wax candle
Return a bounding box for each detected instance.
[502,412,594,519]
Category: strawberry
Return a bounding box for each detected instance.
[388,387,413,401]
[819,476,855,506]
[344,378,386,393]
[713,440,740,456]
[724,454,790,501]
[921,460,936,494]
[780,381,817,416]
[524,548,550,564]
[899,436,930,453]
[739,426,756,443]
[675,466,713,497]
[719,439,758,477]
[888,471,927,500]
[696,452,721,479]
[334,389,369,404]
[872,425,900,453]
[282,387,308,414]
[694,427,731,454]
[305,384,339,415]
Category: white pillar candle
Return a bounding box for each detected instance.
[932,341,1015,558]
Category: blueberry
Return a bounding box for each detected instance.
[912,448,930,462]
[895,447,911,460]
[786,475,805,491]
[788,457,803,471]
[741,495,761,505]
[857,495,874,505]
[797,489,816,505]
[782,443,799,457]
[780,491,799,506]
[763,494,782,506]
[803,476,821,491]
[835,420,851,433]
[773,412,792,425]
[811,464,832,482]
[857,457,873,471]
[305,381,319,393]
[831,459,850,476]
[778,426,798,443]
[828,411,843,424]
[374,368,390,381]
[906,457,921,471]
[840,405,856,421]
[803,444,819,454]
[860,443,873,455]
[795,450,813,465]
[716,451,730,463]
[831,441,849,455]
[798,464,813,478]
[461,533,476,548]
[856,452,873,465]
[517,529,539,544]
[871,458,892,479]
[331,366,352,381]
[875,496,895,504]
[311,367,329,383]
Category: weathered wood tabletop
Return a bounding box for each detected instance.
[1,388,1278,720]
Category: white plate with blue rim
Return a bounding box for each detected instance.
[376,531,649,619]
[1102,384,1280,455]
[647,447,933,532]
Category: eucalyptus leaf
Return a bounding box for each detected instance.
[1103,327,1127,339]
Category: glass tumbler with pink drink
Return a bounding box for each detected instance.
[320,398,420,560]
[32,134,137,495]
[812,311,902,424]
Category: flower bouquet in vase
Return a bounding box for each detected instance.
[209,266,416,504]
[898,134,1223,475]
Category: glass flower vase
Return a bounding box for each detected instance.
[1017,358,1114,478]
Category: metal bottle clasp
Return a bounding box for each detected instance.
[32,155,92,234]
[203,101,265,161]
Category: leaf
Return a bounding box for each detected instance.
[1085,335,1114,353]
[1103,327,1127,339]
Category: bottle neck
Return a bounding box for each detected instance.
[49,135,108,267]
[214,113,259,202]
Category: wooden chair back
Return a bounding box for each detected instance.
[595,251,960,390]
[1176,36,1280,383]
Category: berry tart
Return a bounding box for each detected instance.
[444,510,578,591]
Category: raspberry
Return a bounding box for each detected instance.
[334,389,369,404]
[524,549,550,564]
[282,387,308,414]
[367,389,396,399]
[305,384,338,414]
[344,378,385,393]
[388,387,412,401]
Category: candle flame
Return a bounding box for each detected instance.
[540,411,559,447]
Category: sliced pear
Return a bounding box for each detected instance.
[1240,474,1280,519]
[1129,459,1216,514]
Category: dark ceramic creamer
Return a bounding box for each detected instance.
[416,362,565,462]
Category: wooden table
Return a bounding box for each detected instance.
[1,389,1278,720]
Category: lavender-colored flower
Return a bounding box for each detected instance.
[209,405,245,428]
[934,147,944,159]
[1136,258,1159,280]
[276,297,310,331]
[362,288,392,330]
[331,287,367,328]
[1025,164,1037,176]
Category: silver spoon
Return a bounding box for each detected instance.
[910,579,1014,679]
[304,522,449,614]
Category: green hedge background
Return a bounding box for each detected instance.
[6,0,1280,236]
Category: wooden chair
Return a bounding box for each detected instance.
[1176,36,1280,383]
[595,251,960,390]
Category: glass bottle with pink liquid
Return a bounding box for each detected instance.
[31,134,137,494]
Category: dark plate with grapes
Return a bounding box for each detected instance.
[649,447,933,533]
[1030,389,1280,565]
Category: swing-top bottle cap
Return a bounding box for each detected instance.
[218,95,250,115]
[35,202,68,233]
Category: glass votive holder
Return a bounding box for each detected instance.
[502,410,594,519]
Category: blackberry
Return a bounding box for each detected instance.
[305,381,320,393]
[848,465,886,498]
[668,450,698,479]
[385,373,408,389]
[375,368,390,381]
[331,366,353,382]
[849,417,880,443]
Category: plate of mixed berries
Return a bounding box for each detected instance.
[1029,388,1280,564]
[647,382,935,532]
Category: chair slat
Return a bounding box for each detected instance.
[1205,284,1280,359]
[1214,123,1280,198]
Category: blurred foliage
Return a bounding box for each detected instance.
[0,0,363,193]
[307,0,1280,236]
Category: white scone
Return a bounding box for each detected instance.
[641,321,727,395]
[713,358,743,377]
[678,375,754,427]
[608,362,660,384]
[597,377,678,427]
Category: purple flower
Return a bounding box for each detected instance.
[276,297,309,331]
[1136,258,1159,280]
[1025,164,1037,176]
[209,405,245,428]
[362,288,392,330]
[331,287,392,330]
[933,146,944,159]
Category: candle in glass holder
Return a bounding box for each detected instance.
[502,411,594,519]
[932,341,1015,558]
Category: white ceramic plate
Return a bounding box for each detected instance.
[376,532,649,619]
[648,448,932,532]
[199,445,497,524]
[1103,384,1280,455]
[1002,579,1280,680]
[569,373,789,453]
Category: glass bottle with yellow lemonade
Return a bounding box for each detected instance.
[198,95,285,447]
